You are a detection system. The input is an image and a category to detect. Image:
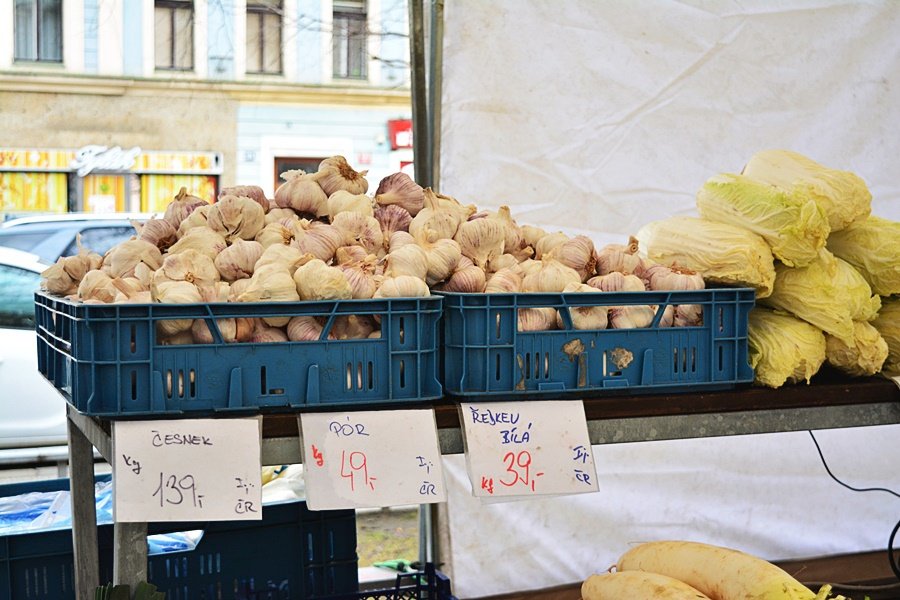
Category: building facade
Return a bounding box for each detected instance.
[0,0,412,217]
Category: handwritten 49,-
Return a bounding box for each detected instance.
[310,444,377,492]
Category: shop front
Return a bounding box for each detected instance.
[0,146,223,219]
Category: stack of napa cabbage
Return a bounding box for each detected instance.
[638,150,898,387]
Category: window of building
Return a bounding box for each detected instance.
[155,0,194,71]
[247,1,283,74]
[13,0,63,63]
[333,0,367,80]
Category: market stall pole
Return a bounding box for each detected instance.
[63,376,900,594]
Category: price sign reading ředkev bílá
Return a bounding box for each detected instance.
[113,418,263,522]
[299,409,446,510]
[460,400,599,498]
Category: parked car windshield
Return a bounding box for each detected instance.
[0,264,41,329]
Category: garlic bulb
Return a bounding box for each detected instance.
[102,239,164,278]
[374,204,412,245]
[485,268,523,293]
[164,187,208,229]
[595,236,642,275]
[658,304,676,328]
[41,248,100,296]
[220,185,268,213]
[274,170,328,215]
[521,225,548,249]
[153,281,203,335]
[418,234,462,286]
[214,239,264,281]
[77,270,119,303]
[489,207,532,261]
[517,259,543,278]
[293,259,353,301]
[293,223,345,262]
[255,244,312,274]
[315,156,369,196]
[518,308,557,332]
[152,250,220,293]
[331,315,378,340]
[134,262,154,289]
[331,212,383,255]
[228,278,252,301]
[192,318,238,344]
[287,316,329,341]
[438,263,486,293]
[335,245,369,265]
[454,216,507,268]
[133,217,177,251]
[587,272,646,292]
[547,235,596,281]
[237,264,301,303]
[168,227,228,261]
[535,232,568,260]
[644,264,705,292]
[409,188,475,242]
[207,195,266,242]
[674,305,703,327]
[557,283,608,330]
[255,222,295,248]
[250,324,289,343]
[375,172,425,216]
[113,290,153,304]
[198,281,231,303]
[176,204,212,238]
[389,230,416,251]
[339,257,378,299]
[374,275,431,298]
[385,243,429,280]
[609,305,656,329]
[265,207,299,225]
[522,258,581,292]
[486,253,520,274]
[322,190,374,219]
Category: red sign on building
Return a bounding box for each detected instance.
[387,119,413,150]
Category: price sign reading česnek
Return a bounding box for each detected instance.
[300,409,446,510]
[113,418,262,522]
[460,400,599,498]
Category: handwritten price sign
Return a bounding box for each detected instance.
[113,418,262,522]
[460,400,599,498]
[299,409,445,510]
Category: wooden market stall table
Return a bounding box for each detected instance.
[64,373,900,598]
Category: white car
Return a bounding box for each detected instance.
[0,246,68,449]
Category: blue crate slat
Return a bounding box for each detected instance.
[34,292,443,417]
[438,289,755,399]
[0,478,358,600]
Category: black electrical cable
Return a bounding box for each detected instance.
[807,430,900,582]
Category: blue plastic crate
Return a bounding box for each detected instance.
[34,292,442,417]
[438,289,755,398]
[0,477,358,600]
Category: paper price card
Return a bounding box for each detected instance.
[300,409,446,510]
[460,400,599,498]
[113,418,262,522]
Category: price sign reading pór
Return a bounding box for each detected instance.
[113,418,262,522]
[460,400,598,498]
[299,410,445,510]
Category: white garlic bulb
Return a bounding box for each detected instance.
[339,258,378,299]
[207,195,266,242]
[375,172,425,216]
[517,308,557,332]
[152,249,220,293]
[175,204,212,238]
[293,259,353,301]
[331,212,383,255]
[164,187,208,229]
[385,244,429,280]
[102,239,164,278]
[314,156,369,196]
[438,264,486,293]
[133,217,177,251]
[192,318,238,344]
[485,268,523,293]
[374,275,431,298]
[409,188,475,242]
[255,244,313,274]
[274,170,328,216]
[521,225,548,249]
[522,258,581,292]
[418,234,462,286]
[595,236,642,275]
[534,232,568,260]
[215,239,264,281]
[374,204,412,246]
[609,305,656,329]
[557,283,608,330]
[287,316,330,341]
[265,207,299,225]
[335,245,369,265]
[389,230,416,251]
[331,315,378,340]
[77,270,119,303]
[293,223,345,263]
[454,216,507,268]
[237,264,301,303]
[255,222,295,248]
[168,227,228,261]
[220,185,268,212]
[547,235,596,281]
[322,190,374,219]
[152,280,203,335]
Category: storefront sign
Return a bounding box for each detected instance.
[387,119,413,150]
[71,145,142,176]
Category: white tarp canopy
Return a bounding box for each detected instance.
[436,1,900,596]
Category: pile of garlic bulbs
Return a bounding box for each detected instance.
[40,155,703,342]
